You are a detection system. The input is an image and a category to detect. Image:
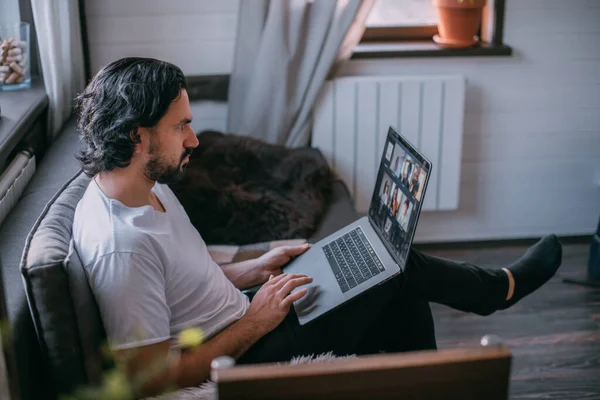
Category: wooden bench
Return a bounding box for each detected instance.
[211,338,512,400]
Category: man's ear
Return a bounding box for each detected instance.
[130,127,145,154]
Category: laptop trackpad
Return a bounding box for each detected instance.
[292,285,324,317]
[284,246,346,324]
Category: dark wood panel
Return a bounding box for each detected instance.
[420,240,600,399]
[186,75,229,102]
[216,347,512,400]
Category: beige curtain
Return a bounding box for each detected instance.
[31,0,85,139]
[227,0,375,147]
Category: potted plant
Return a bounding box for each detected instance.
[433,0,487,48]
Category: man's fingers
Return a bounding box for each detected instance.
[282,288,308,308]
[279,244,311,256]
[267,273,298,288]
[274,274,309,290]
[265,270,282,283]
[277,277,313,298]
[267,273,289,285]
[272,273,295,289]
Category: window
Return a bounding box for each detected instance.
[356,0,510,58]
[363,0,439,41]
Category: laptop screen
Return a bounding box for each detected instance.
[368,127,431,268]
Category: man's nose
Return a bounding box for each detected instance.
[185,125,199,148]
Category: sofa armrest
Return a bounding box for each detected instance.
[309,180,358,243]
[211,345,512,400]
[297,146,358,243]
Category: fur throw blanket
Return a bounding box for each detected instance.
[169,131,335,245]
[148,352,356,400]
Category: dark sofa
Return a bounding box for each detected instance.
[0,117,361,400]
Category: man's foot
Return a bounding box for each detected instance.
[499,234,563,309]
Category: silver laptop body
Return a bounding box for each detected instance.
[285,126,432,325]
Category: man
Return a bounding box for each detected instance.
[400,159,412,187]
[379,180,391,225]
[392,155,401,176]
[380,180,391,208]
[390,186,401,218]
[397,199,411,231]
[409,166,421,198]
[73,58,563,397]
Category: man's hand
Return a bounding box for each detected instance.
[220,244,310,289]
[254,244,310,282]
[245,273,313,333]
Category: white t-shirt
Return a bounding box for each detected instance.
[73,179,249,350]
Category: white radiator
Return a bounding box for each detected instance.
[0,151,36,225]
[312,75,466,213]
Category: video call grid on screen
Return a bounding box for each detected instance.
[368,131,429,265]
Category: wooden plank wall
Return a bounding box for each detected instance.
[83,0,236,133]
[84,0,238,76]
[83,0,600,242]
[339,0,600,242]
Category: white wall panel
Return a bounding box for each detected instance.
[337,0,600,242]
[84,0,239,75]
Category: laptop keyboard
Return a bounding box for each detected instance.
[323,227,386,293]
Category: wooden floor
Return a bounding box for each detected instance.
[419,238,600,400]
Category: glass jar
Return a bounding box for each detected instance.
[0,22,31,91]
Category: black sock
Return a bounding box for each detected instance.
[499,234,563,309]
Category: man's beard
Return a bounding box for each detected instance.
[144,143,193,184]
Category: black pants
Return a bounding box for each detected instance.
[238,248,508,365]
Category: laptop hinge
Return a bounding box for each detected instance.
[367,214,404,268]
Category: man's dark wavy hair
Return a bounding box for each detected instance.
[75,57,187,176]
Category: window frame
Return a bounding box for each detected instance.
[358,0,508,55]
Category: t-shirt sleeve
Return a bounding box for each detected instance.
[86,252,171,350]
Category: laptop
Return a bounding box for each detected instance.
[285,126,432,325]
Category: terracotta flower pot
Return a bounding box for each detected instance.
[433,0,487,48]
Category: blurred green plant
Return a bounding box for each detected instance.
[54,327,205,400]
[177,327,204,349]
[2,316,205,400]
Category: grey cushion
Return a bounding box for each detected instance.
[288,147,358,242]
[64,240,107,382]
[309,180,358,243]
[287,147,358,243]
[0,118,83,400]
[20,170,104,395]
[1,118,82,327]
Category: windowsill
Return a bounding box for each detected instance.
[0,78,48,167]
[351,41,512,59]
